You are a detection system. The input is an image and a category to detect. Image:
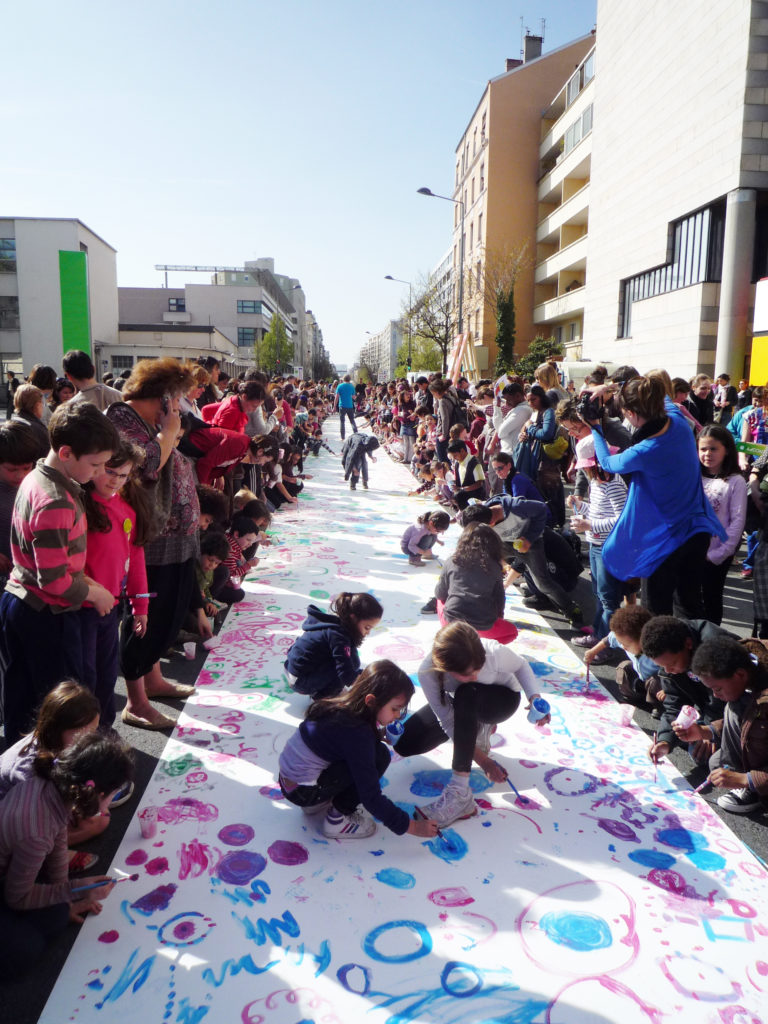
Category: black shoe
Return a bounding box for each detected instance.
[350,482,356,490]
[651,707,662,720]
[567,603,583,627]
[421,597,438,614]
[362,482,368,489]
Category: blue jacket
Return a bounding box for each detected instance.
[485,493,549,544]
[284,605,361,697]
[592,414,726,580]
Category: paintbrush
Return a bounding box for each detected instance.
[585,663,591,691]
[652,732,658,782]
[505,775,529,804]
[691,778,712,795]
[71,873,139,895]
[126,592,157,599]
[414,805,447,844]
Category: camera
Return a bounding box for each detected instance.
[576,390,603,422]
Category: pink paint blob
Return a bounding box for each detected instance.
[98,930,119,944]
[267,840,309,866]
[125,849,148,866]
[428,886,475,907]
[145,857,169,876]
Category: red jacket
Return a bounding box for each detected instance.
[212,394,247,433]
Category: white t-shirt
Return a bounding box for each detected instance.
[417,638,538,739]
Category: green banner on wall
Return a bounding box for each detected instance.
[58,250,91,356]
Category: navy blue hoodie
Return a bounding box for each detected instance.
[284,604,361,697]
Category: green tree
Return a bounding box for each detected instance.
[406,278,456,375]
[261,315,294,374]
[394,335,442,378]
[514,335,563,380]
[468,242,531,377]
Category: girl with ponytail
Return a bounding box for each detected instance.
[284,592,384,699]
[0,732,133,979]
[584,374,726,616]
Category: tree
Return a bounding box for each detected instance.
[467,241,532,376]
[405,276,457,375]
[394,335,442,378]
[261,314,293,374]
[514,335,563,380]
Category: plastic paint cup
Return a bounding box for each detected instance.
[183,641,196,660]
[203,637,220,651]
[620,705,634,726]
[386,720,405,744]
[527,697,550,723]
[138,806,158,839]
[674,704,698,729]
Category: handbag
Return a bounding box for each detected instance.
[542,432,569,461]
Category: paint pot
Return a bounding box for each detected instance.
[674,704,698,729]
[620,705,634,727]
[139,806,159,839]
[203,637,220,651]
[527,697,550,724]
[385,719,405,744]
[183,641,196,660]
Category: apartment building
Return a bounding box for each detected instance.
[359,320,403,381]
[0,217,118,376]
[533,46,595,356]
[452,32,595,374]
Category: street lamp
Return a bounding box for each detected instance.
[417,186,465,338]
[384,274,412,375]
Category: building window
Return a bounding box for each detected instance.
[0,238,16,273]
[474,310,480,336]
[237,300,261,314]
[476,260,482,290]
[473,127,477,155]
[619,201,725,337]
[570,323,577,342]
[469,222,473,250]
[481,112,487,144]
[566,69,580,106]
[111,354,134,371]
[478,213,483,240]
[238,327,256,345]
[583,51,595,85]
[0,296,20,329]
[480,163,485,191]
[471,178,475,204]
[456,162,460,185]
[168,297,185,312]
[554,325,563,344]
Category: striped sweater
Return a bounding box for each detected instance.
[571,476,628,546]
[5,461,89,612]
[0,775,72,910]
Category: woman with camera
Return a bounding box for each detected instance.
[514,385,566,527]
[586,375,725,617]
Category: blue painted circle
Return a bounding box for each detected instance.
[362,920,433,964]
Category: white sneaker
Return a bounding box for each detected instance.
[420,783,478,827]
[322,807,377,839]
[476,723,496,754]
[716,788,762,815]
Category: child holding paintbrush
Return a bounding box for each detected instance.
[394,622,549,827]
[0,732,133,980]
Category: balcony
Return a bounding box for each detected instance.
[536,183,590,246]
[534,235,588,285]
[539,79,595,162]
[533,287,586,324]
[538,145,592,205]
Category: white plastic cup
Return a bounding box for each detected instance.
[203,637,219,651]
[139,806,158,839]
[183,641,196,660]
[620,705,634,726]
[527,697,550,723]
[386,719,405,744]
[674,705,698,729]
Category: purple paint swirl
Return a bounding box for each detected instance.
[131,883,177,915]
[217,850,267,885]
[218,823,256,847]
[267,840,309,866]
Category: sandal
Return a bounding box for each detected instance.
[121,707,175,731]
[144,681,195,700]
[68,850,99,875]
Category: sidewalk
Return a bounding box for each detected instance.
[6,421,768,1024]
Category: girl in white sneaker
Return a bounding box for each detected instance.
[394,622,549,827]
[278,661,438,840]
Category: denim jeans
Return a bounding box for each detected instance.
[589,543,625,639]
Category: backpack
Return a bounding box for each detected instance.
[447,391,469,431]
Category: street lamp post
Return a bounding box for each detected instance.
[417,187,465,338]
[384,275,412,375]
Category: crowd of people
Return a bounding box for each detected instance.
[0,353,766,977]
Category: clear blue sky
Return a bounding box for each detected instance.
[6,0,596,367]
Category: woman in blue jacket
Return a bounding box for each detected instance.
[588,375,726,617]
[284,592,383,699]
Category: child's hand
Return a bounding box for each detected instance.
[583,644,603,666]
[89,582,116,617]
[566,494,578,509]
[708,765,746,789]
[570,516,588,533]
[649,738,670,763]
[436,538,445,545]
[408,817,439,838]
[370,456,377,462]
[246,557,259,568]
[477,755,507,783]
[672,721,705,743]
[133,614,148,637]
[196,608,213,639]
[204,602,217,617]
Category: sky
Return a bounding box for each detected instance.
[5,0,596,368]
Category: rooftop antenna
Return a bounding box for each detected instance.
[541,18,546,44]
[520,15,525,58]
